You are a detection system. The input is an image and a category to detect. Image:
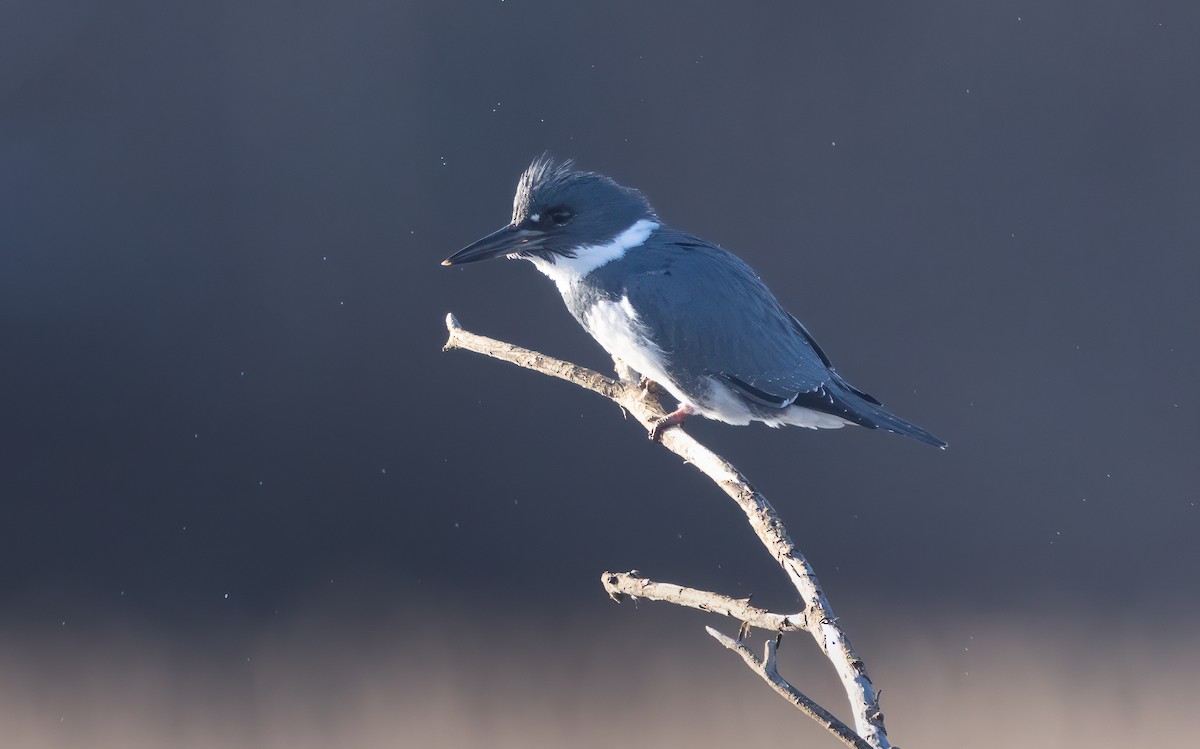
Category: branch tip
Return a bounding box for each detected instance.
[706,625,735,649]
[442,313,465,352]
[601,571,626,603]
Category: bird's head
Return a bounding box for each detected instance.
[442,156,657,267]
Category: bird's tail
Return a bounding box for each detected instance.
[825,375,947,448]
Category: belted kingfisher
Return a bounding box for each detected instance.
[443,157,945,448]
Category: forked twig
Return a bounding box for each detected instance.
[705,628,872,749]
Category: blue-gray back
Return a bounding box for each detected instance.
[577,228,834,404]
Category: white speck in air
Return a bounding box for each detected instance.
[224,593,229,599]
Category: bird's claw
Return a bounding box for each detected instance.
[639,378,662,396]
[647,419,670,442]
[647,406,692,442]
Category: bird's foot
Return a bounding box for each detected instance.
[638,377,662,397]
[648,406,693,442]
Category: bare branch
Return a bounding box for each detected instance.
[444,313,627,402]
[706,627,873,749]
[444,314,892,748]
[601,571,807,633]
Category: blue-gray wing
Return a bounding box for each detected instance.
[614,231,834,407]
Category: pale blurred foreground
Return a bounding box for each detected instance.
[2,601,1194,748]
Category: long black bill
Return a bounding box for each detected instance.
[441,224,546,266]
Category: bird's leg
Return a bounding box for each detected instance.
[638,377,662,397]
[648,405,693,442]
[613,357,662,399]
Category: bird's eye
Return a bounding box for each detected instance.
[547,207,574,226]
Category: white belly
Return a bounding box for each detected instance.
[698,374,851,430]
[581,296,850,433]
[582,297,677,394]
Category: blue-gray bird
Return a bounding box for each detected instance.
[443,157,945,448]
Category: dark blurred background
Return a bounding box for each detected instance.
[2,1,1197,747]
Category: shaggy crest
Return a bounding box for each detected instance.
[510,155,654,223]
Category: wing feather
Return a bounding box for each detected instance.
[616,231,832,405]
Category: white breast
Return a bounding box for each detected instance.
[581,296,682,399]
